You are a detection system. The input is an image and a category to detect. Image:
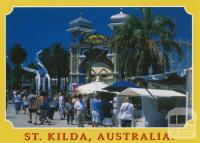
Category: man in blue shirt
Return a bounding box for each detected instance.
[91,95,101,127]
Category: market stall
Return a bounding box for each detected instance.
[119,88,186,127]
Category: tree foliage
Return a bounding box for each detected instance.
[9,43,27,65]
[9,43,27,88]
[111,8,183,79]
[39,43,70,92]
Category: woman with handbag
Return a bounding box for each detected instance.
[119,97,134,127]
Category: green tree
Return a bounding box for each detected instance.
[51,43,69,92]
[40,43,69,92]
[9,43,27,88]
[111,8,183,79]
[38,48,54,76]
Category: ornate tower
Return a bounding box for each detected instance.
[109,8,129,31]
[108,9,129,81]
[66,14,95,84]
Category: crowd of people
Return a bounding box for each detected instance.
[90,95,135,127]
[12,89,55,125]
[11,89,74,125]
[10,89,135,127]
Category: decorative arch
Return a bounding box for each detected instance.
[91,69,96,75]
[90,69,96,81]
[99,68,109,81]
[99,68,109,75]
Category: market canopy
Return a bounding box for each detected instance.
[120,88,186,98]
[76,81,108,94]
[120,88,186,127]
[128,68,192,86]
[103,81,139,92]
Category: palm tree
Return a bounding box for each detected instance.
[40,43,69,92]
[111,8,183,79]
[9,43,27,88]
[39,48,55,76]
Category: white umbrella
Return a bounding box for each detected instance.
[76,81,108,94]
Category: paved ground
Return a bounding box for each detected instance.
[6,101,92,128]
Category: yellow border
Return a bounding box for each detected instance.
[1,0,200,143]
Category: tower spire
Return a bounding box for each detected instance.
[120,8,123,13]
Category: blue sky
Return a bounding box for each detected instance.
[6,7,192,65]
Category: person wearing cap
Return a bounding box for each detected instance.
[74,94,86,127]
[119,97,134,127]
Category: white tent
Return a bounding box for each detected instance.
[76,81,108,94]
[120,88,186,98]
[119,88,186,127]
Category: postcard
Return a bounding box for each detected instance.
[0,0,199,143]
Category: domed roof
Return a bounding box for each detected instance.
[108,9,129,30]
[110,9,129,22]
[69,15,93,29]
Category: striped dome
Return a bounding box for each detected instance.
[69,16,92,29]
[110,9,128,23]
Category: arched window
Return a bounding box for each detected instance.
[99,69,108,81]
[90,69,96,81]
